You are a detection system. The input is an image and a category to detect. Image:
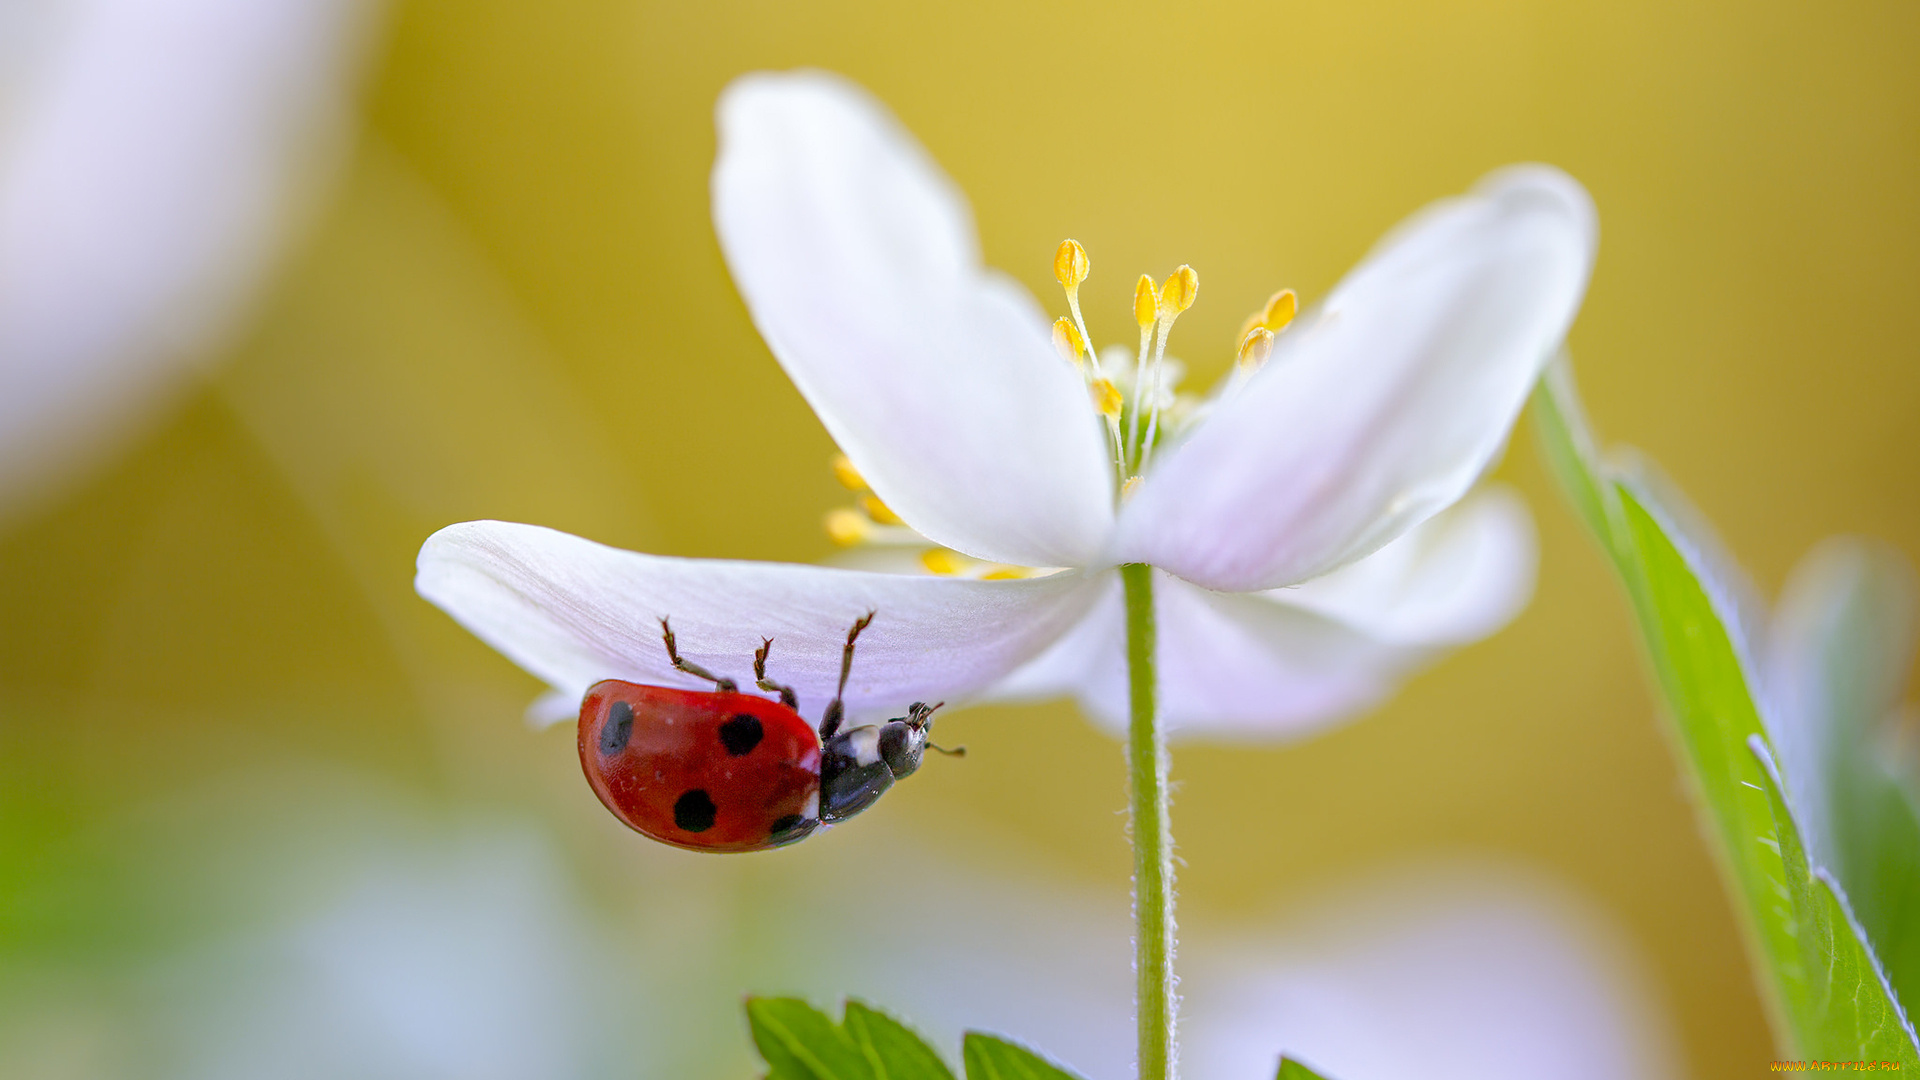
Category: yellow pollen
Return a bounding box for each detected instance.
[861,494,904,526]
[1091,378,1123,418]
[1237,326,1275,372]
[1239,288,1298,344]
[1052,317,1086,366]
[1134,275,1160,328]
[1158,265,1198,319]
[830,453,866,490]
[1053,239,1090,289]
[1262,288,1297,331]
[825,508,869,546]
[1122,475,1144,499]
[920,548,970,575]
[980,566,1033,580]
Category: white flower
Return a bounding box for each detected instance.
[415,70,1595,738]
[0,0,372,521]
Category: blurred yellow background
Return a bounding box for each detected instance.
[3,0,1917,1076]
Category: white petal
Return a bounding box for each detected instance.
[1113,166,1596,591]
[713,71,1113,568]
[0,0,370,518]
[989,572,1431,741]
[415,521,1105,726]
[1268,485,1536,646]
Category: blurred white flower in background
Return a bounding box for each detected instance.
[1179,865,1680,1080]
[754,842,1678,1080]
[71,780,1666,1076]
[101,795,1674,1080]
[0,0,377,522]
[160,823,624,1080]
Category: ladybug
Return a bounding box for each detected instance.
[576,612,959,852]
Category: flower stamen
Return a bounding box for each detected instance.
[823,457,923,547]
[1140,265,1197,465]
[1237,326,1275,373]
[1054,238,1090,291]
[921,548,970,575]
[861,494,904,525]
[1128,274,1160,467]
[1053,239,1125,482]
[825,508,869,547]
[1053,317,1087,368]
[830,453,866,490]
[1237,288,1297,344]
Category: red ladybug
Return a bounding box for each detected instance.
[577,612,957,852]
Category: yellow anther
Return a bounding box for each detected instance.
[825,509,869,547]
[1237,326,1275,372]
[1134,275,1160,329]
[920,548,970,576]
[980,566,1034,581]
[1158,265,1198,319]
[1122,475,1144,499]
[1239,288,1298,344]
[861,494,904,526]
[1053,239,1090,289]
[1090,378,1123,418]
[830,453,866,491]
[1261,288,1297,331]
[1052,317,1086,366]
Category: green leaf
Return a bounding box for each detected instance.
[960,1032,1088,1080]
[845,1000,956,1080]
[746,997,876,1080]
[1530,354,1618,553]
[1752,738,1916,1057]
[1276,1056,1334,1079]
[1770,541,1920,1014]
[1530,360,1920,1061]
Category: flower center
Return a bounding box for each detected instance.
[1049,240,1298,499]
[816,245,1301,573]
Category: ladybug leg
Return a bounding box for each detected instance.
[819,610,875,739]
[659,617,738,692]
[753,638,799,710]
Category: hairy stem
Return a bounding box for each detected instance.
[1121,561,1175,1080]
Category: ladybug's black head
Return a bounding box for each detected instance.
[818,702,962,825]
[878,701,956,779]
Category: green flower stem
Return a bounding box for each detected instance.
[1121,561,1175,1080]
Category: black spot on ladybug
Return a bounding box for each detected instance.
[599,700,633,756]
[674,789,717,833]
[718,713,763,756]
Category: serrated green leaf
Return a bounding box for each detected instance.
[1751,739,1916,1058]
[960,1032,1087,1080]
[747,997,876,1080]
[1530,360,1920,1061]
[1276,1055,1334,1079]
[845,1001,956,1080]
[1770,541,1920,1015]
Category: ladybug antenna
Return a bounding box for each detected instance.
[912,701,963,756]
[819,610,876,740]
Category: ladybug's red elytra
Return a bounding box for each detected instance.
[576,612,958,852]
